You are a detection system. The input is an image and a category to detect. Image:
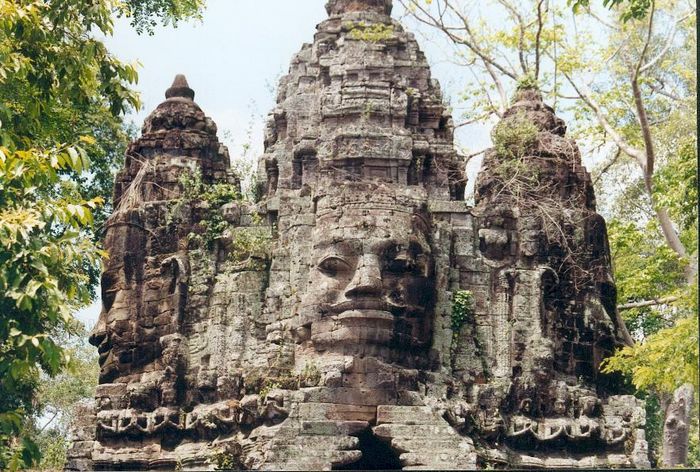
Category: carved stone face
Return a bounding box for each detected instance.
[89,214,184,386]
[89,217,148,384]
[299,205,435,358]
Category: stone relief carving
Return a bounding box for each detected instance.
[296,189,435,364]
[66,1,650,470]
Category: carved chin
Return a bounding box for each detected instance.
[99,358,120,384]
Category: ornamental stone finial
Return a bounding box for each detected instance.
[325,0,392,15]
[165,74,195,100]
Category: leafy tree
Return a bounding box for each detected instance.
[400,0,695,278]
[603,310,698,395]
[121,0,206,34]
[569,0,655,22]
[0,0,206,468]
[0,144,103,470]
[31,330,99,471]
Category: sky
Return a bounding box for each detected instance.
[75,0,542,326]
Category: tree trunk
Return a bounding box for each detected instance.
[662,384,695,467]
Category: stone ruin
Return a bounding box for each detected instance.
[66,0,652,469]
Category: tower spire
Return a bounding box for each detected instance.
[325,0,392,16]
[165,74,195,100]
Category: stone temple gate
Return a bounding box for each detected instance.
[67,0,651,469]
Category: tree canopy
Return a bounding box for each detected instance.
[0,0,206,469]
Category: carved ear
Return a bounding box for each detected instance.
[410,211,431,239]
[101,272,118,311]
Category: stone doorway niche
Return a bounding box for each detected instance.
[333,429,402,471]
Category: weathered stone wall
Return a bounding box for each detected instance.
[67,1,650,470]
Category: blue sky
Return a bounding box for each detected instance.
[76,0,511,326]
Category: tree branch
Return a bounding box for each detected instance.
[647,81,684,102]
[631,1,657,177]
[534,0,545,80]
[442,0,515,108]
[585,6,620,30]
[618,296,679,311]
[401,0,513,111]
[626,3,689,270]
[403,0,518,81]
[593,147,622,186]
[454,112,494,129]
[640,10,695,73]
[559,69,647,167]
[496,0,528,75]
[460,148,488,161]
[39,409,60,433]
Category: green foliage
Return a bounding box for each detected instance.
[171,169,271,269]
[244,363,321,398]
[0,0,140,149]
[491,112,539,161]
[689,406,700,468]
[642,393,664,467]
[0,145,102,469]
[409,0,570,125]
[607,218,688,337]
[489,112,543,197]
[223,121,262,203]
[227,227,271,271]
[258,380,282,400]
[178,168,242,209]
[346,21,395,42]
[212,441,244,471]
[516,73,539,91]
[655,138,698,235]
[231,153,262,203]
[299,362,321,388]
[451,290,475,332]
[569,0,653,22]
[120,0,206,35]
[29,330,98,470]
[33,430,68,471]
[0,1,205,468]
[0,0,139,263]
[0,0,202,296]
[450,290,478,371]
[170,169,241,249]
[411,0,696,460]
[602,315,699,394]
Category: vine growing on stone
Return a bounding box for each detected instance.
[450,290,476,371]
[167,169,241,250]
[488,110,596,292]
[451,290,475,333]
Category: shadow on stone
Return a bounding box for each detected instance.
[334,429,402,471]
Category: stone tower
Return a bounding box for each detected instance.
[67,0,650,469]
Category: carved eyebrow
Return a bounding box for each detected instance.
[313,239,361,254]
[372,237,430,256]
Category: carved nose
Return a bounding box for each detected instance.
[89,314,108,347]
[345,255,383,298]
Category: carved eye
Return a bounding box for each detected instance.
[318,256,351,277]
[386,255,416,274]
